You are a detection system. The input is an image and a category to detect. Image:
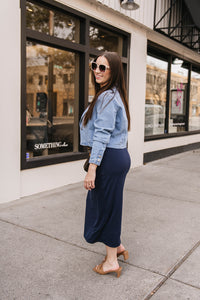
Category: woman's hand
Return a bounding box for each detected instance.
[84,163,97,190]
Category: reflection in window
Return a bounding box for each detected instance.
[26,1,80,42]
[145,55,167,136]
[89,24,123,55]
[169,59,188,133]
[26,2,49,33]
[26,42,79,159]
[189,70,200,131]
[88,57,95,104]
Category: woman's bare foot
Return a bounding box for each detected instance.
[102,258,119,272]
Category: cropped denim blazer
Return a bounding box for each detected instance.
[79,87,128,166]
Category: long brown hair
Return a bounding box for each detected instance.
[83,52,130,130]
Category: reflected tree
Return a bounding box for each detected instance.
[26,1,76,41]
[27,41,75,70]
[89,26,119,52]
[26,2,49,33]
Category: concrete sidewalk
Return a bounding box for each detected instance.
[1,150,200,300]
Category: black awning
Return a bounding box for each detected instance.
[184,0,200,30]
[154,0,200,53]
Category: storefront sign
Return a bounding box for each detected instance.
[170,122,185,127]
[34,142,68,150]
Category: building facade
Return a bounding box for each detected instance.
[1,0,200,203]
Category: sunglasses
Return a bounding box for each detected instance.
[91,62,110,73]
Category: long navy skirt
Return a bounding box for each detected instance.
[84,147,131,248]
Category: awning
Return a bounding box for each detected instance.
[184,0,200,30]
[154,0,200,53]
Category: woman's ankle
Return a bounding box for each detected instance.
[117,244,125,253]
[106,256,118,263]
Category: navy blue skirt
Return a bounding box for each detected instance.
[84,147,131,248]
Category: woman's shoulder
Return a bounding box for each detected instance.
[96,88,119,111]
[98,88,116,100]
[98,87,122,103]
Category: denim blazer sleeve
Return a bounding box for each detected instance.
[89,90,118,165]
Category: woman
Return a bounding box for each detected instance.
[80,52,131,278]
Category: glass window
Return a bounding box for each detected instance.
[26,1,80,42]
[189,69,200,131]
[169,58,188,133]
[145,55,167,136]
[26,42,79,160]
[89,24,123,55]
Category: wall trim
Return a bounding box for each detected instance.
[144,142,200,164]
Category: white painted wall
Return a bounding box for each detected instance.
[128,29,147,168]
[144,134,200,153]
[20,160,86,197]
[0,1,21,203]
[96,0,155,29]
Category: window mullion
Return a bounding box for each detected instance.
[165,55,172,134]
[186,64,192,131]
[26,29,86,53]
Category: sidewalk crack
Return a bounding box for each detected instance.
[170,277,200,291]
[1,217,200,299]
[143,240,200,299]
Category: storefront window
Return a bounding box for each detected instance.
[145,55,167,136]
[146,44,200,140]
[189,69,200,131]
[26,1,80,42]
[169,59,188,133]
[26,42,79,159]
[89,24,123,56]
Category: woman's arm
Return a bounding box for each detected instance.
[84,91,118,190]
[89,92,118,166]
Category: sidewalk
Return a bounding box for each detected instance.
[1,150,200,300]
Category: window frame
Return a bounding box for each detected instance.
[21,0,130,170]
[145,42,200,141]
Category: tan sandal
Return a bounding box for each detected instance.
[93,263,122,278]
[117,250,129,260]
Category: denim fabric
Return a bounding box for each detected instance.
[79,87,128,166]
